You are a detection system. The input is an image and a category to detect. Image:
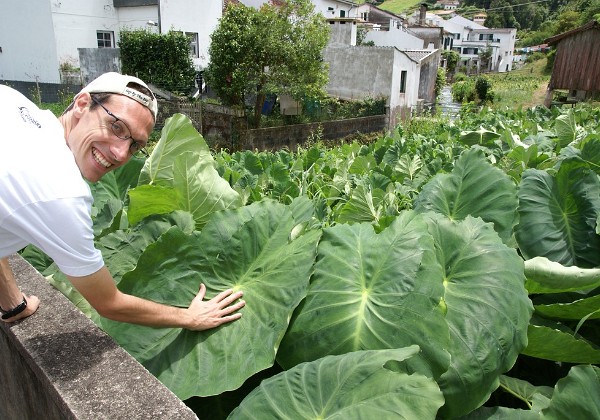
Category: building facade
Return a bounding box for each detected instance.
[0,0,221,86]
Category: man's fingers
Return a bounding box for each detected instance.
[220,299,246,315]
[212,289,244,306]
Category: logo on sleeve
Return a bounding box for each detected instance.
[18,107,41,128]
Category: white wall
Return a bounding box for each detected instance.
[364,19,425,50]
[117,6,159,34]
[312,0,358,18]
[0,0,59,83]
[51,0,120,70]
[160,0,222,69]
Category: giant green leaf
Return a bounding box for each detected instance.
[336,183,386,224]
[581,137,600,176]
[229,347,445,420]
[278,210,532,417]
[554,111,577,147]
[541,365,600,419]
[459,126,501,146]
[534,294,600,320]
[97,210,196,283]
[138,113,212,186]
[459,406,541,419]
[522,316,600,363]
[90,157,145,207]
[414,147,519,244]
[129,151,241,228]
[524,256,600,294]
[277,211,451,380]
[429,214,533,418]
[499,374,554,409]
[103,200,321,399]
[516,160,600,267]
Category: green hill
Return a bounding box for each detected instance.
[377,0,422,15]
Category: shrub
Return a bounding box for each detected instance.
[452,80,476,103]
[475,76,494,103]
[453,72,468,82]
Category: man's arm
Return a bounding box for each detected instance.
[0,257,40,322]
[68,266,245,330]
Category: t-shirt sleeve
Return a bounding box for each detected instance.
[4,197,104,277]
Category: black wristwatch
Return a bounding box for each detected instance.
[1,296,28,320]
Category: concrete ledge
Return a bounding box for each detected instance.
[0,254,198,419]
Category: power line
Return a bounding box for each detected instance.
[485,0,552,11]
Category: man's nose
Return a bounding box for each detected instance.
[111,139,131,162]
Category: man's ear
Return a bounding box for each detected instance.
[72,93,92,118]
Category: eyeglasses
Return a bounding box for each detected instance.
[91,97,149,158]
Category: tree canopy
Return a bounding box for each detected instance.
[205,0,330,128]
[119,29,196,95]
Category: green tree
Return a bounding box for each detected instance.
[579,0,600,23]
[119,29,196,95]
[553,10,581,33]
[442,50,460,74]
[205,0,329,128]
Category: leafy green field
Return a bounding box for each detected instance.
[26,100,600,418]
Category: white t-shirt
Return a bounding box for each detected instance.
[0,85,104,277]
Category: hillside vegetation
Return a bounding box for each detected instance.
[376,0,600,47]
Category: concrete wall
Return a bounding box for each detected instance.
[78,48,121,86]
[324,45,395,102]
[417,49,442,103]
[327,19,358,46]
[0,254,198,420]
[324,45,420,111]
[240,114,387,151]
[0,0,59,83]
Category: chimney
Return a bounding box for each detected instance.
[419,3,427,25]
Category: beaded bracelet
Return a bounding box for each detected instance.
[1,296,28,320]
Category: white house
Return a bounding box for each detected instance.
[324,19,440,127]
[239,0,360,18]
[442,15,517,72]
[0,0,222,86]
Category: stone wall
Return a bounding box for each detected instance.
[0,254,197,420]
[239,114,387,151]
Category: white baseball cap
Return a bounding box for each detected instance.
[78,72,158,119]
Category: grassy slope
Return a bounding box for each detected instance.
[487,58,550,109]
[377,0,423,15]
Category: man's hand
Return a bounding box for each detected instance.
[186,284,245,331]
[1,293,40,323]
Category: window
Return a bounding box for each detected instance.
[340,10,345,17]
[174,31,200,58]
[97,31,114,48]
[479,33,494,41]
[187,32,199,58]
[400,70,407,93]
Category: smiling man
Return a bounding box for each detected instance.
[0,72,245,328]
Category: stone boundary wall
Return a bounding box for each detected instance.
[0,254,197,420]
[239,114,388,151]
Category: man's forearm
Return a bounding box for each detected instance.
[96,290,194,328]
[68,267,244,331]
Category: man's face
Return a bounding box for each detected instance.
[67,93,155,182]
